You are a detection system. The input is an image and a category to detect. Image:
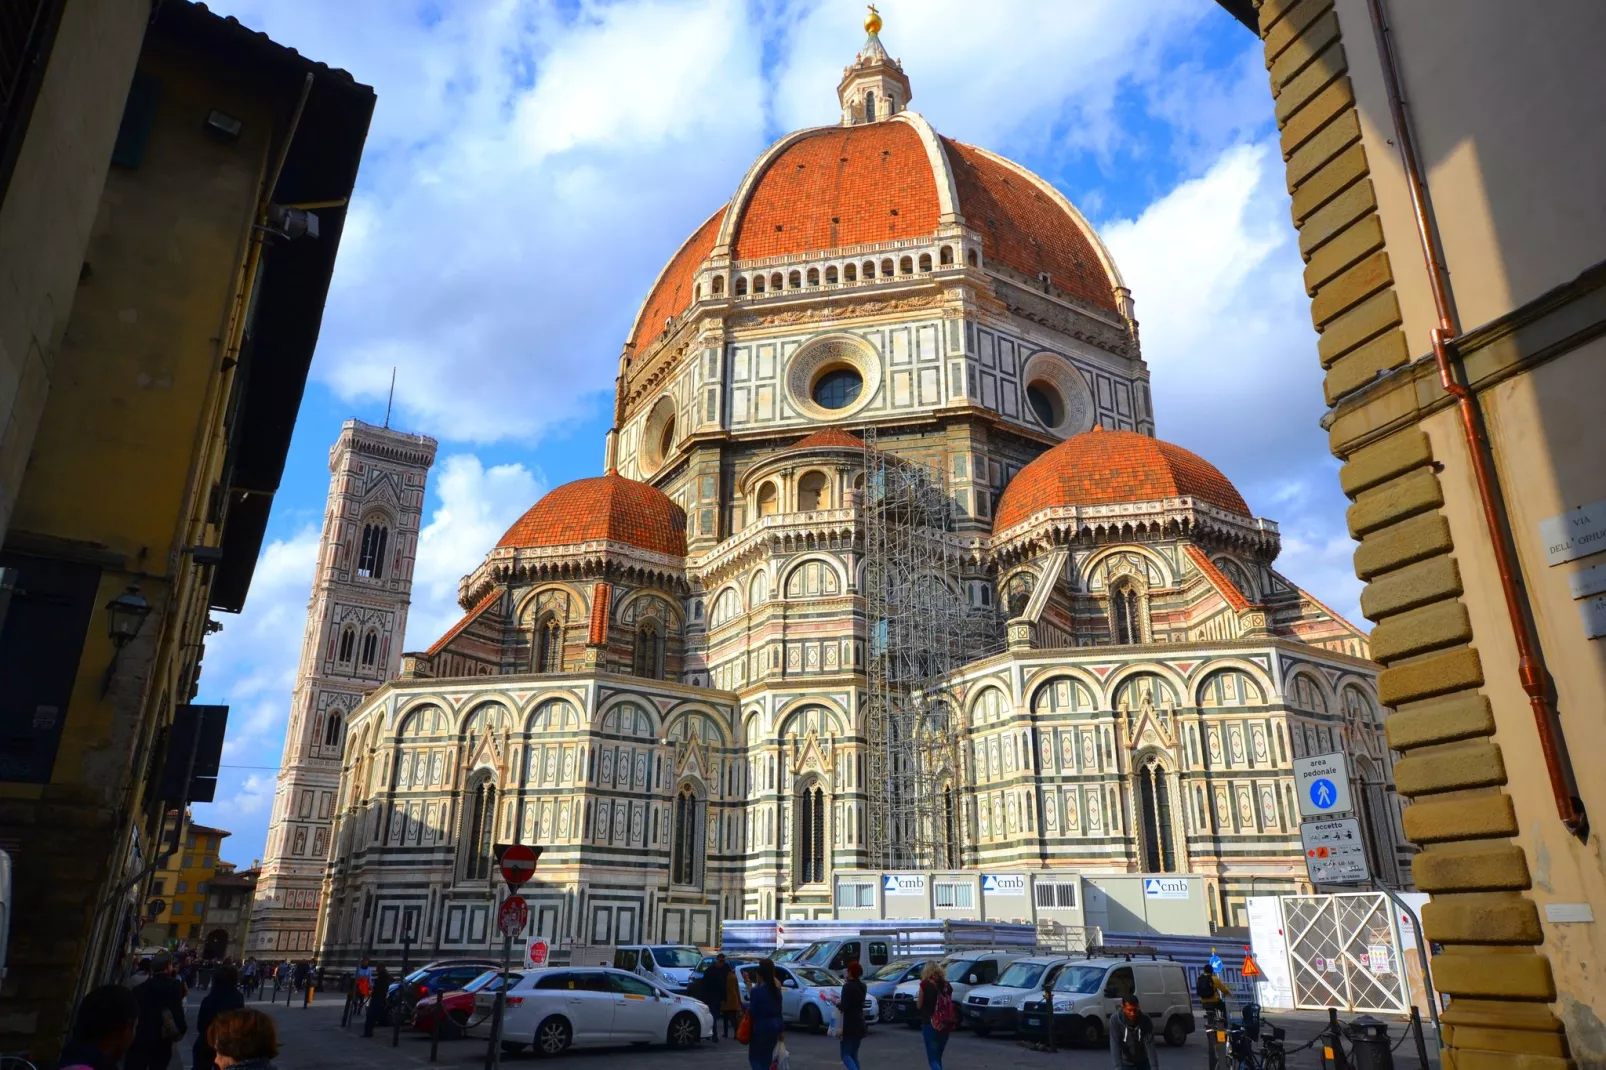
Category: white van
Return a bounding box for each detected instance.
[613,946,703,994]
[1019,957,1195,1048]
[960,955,1072,1036]
[793,936,893,973]
[886,950,1023,1026]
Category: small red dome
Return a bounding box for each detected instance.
[994,428,1250,532]
[497,473,686,557]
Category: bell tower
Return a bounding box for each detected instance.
[838,6,911,125]
[249,419,436,955]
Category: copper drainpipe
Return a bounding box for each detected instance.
[1365,0,1586,834]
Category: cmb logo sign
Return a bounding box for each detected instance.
[1143,878,1189,899]
[883,874,927,896]
[982,874,1026,894]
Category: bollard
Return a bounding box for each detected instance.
[1042,984,1055,1053]
[304,985,313,1008]
[431,1002,440,1063]
[1409,1006,1431,1070]
[1327,1007,1352,1070]
[1348,1014,1394,1070]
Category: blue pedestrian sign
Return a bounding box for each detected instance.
[1293,752,1353,818]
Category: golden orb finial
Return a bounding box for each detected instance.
[865,4,882,35]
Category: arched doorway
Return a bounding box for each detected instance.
[202,928,230,961]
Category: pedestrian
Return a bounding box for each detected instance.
[701,954,731,1044]
[57,984,140,1070]
[291,961,308,993]
[241,959,259,1000]
[915,960,954,1070]
[721,960,743,1040]
[193,964,245,1070]
[125,952,187,1070]
[745,960,784,1070]
[354,957,374,1007]
[363,964,392,1037]
[838,961,867,1070]
[1109,994,1159,1070]
[205,1007,279,1070]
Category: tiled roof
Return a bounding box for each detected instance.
[496,473,687,557]
[1183,545,1251,612]
[731,123,941,260]
[942,138,1118,313]
[994,427,1251,532]
[628,206,726,355]
[427,589,501,656]
[789,427,867,451]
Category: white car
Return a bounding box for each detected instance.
[737,963,878,1033]
[497,966,712,1056]
[887,951,1024,1026]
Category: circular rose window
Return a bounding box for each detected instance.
[784,335,881,421]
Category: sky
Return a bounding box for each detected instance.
[190,0,1360,869]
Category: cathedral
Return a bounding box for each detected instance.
[292,14,1407,966]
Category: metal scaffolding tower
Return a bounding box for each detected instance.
[861,427,994,871]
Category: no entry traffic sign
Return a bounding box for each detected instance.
[498,895,528,938]
[497,843,542,891]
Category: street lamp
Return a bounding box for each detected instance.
[101,586,152,695]
[106,587,151,648]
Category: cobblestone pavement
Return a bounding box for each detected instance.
[201,991,1439,1070]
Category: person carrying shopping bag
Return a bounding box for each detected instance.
[745,960,785,1070]
[838,961,867,1070]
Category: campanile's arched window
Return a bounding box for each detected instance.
[323,711,343,748]
[462,775,496,881]
[1137,760,1176,872]
[795,781,825,886]
[337,627,356,664]
[671,784,703,886]
[360,631,378,667]
[358,522,389,579]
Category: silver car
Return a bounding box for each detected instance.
[497,966,713,1056]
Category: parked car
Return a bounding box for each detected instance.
[886,951,1023,1026]
[613,945,702,993]
[497,966,712,1056]
[961,956,1072,1036]
[413,968,522,1036]
[864,959,929,1022]
[388,959,501,1020]
[1018,958,1195,1048]
[736,962,877,1033]
[770,946,808,963]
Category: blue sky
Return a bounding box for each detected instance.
[190,0,1357,868]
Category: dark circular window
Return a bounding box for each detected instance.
[812,367,863,410]
[1026,383,1063,427]
[658,415,676,459]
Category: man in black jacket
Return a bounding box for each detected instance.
[193,964,245,1070]
[700,955,731,1044]
[56,985,139,1070]
[125,953,187,1070]
[1109,994,1159,1070]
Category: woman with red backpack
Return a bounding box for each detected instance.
[916,962,957,1070]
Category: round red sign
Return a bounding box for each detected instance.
[526,940,549,968]
[499,844,539,888]
[498,895,528,937]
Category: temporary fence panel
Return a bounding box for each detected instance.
[1278,892,1410,1013]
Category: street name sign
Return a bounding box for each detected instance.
[1300,817,1370,884]
[1292,752,1353,818]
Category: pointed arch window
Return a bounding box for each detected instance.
[360,631,379,667]
[863,90,876,122]
[337,627,356,664]
[462,775,497,881]
[671,785,703,886]
[324,711,343,748]
[795,781,826,886]
[1110,581,1142,644]
[358,522,389,579]
[633,620,664,680]
[942,785,960,869]
[1137,760,1176,873]
[535,615,563,674]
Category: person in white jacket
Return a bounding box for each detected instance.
[1109,995,1160,1069]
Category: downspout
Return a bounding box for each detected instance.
[1364,0,1586,835]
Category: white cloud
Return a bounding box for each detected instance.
[1101,140,1363,625]
[407,454,547,649]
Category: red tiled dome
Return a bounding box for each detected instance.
[496,473,686,557]
[789,427,866,451]
[994,428,1251,533]
[626,117,1121,357]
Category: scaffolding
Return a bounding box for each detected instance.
[860,427,996,871]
